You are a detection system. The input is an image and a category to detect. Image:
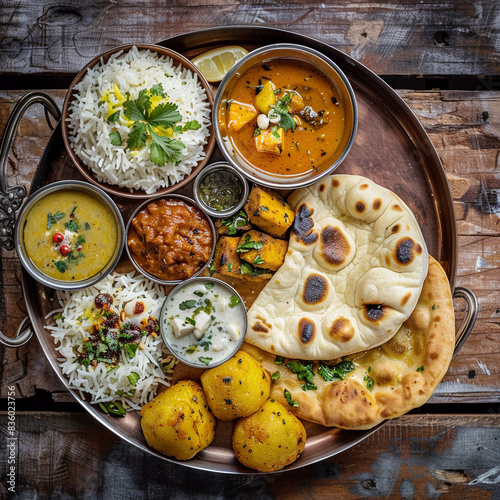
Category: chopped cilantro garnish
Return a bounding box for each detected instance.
[285,360,317,391]
[124,343,138,359]
[179,300,197,310]
[318,360,354,382]
[64,219,79,233]
[284,388,299,407]
[108,110,121,123]
[199,356,212,366]
[229,295,241,308]
[47,211,65,229]
[417,365,425,372]
[109,131,122,146]
[128,372,140,386]
[54,260,67,273]
[271,371,281,380]
[237,234,263,253]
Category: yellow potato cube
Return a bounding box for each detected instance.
[228,101,257,132]
[255,80,276,114]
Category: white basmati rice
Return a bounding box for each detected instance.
[47,272,176,410]
[67,46,211,194]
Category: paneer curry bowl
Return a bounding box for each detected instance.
[214,44,357,189]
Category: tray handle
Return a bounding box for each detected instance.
[0,316,33,348]
[453,286,478,356]
[0,91,61,251]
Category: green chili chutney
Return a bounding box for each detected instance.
[198,170,243,211]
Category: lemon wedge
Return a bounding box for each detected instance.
[192,46,249,83]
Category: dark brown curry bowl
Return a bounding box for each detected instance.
[61,44,216,199]
[213,43,358,190]
[125,194,216,286]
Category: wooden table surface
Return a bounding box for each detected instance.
[1,1,499,498]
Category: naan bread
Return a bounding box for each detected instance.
[242,256,455,429]
[246,175,428,360]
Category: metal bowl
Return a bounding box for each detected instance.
[125,194,216,285]
[159,276,247,368]
[213,43,358,190]
[15,181,125,291]
[192,161,249,218]
[61,44,216,199]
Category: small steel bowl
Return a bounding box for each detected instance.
[159,276,247,368]
[15,181,125,291]
[125,194,216,285]
[213,43,358,190]
[192,161,249,218]
[61,44,216,199]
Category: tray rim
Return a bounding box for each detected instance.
[21,25,458,474]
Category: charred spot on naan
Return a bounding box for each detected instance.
[302,274,330,304]
[251,315,272,335]
[327,316,355,342]
[395,237,423,265]
[298,318,316,344]
[319,226,351,266]
[292,204,318,246]
[363,304,385,323]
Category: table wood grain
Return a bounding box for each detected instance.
[1,1,499,496]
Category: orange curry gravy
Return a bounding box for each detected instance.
[223,59,345,177]
[128,199,213,281]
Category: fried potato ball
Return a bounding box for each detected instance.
[232,398,306,472]
[200,350,271,420]
[140,380,216,460]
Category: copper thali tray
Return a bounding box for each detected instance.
[1,27,478,473]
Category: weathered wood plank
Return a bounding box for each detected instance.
[0,89,499,402]
[0,1,499,78]
[0,412,499,497]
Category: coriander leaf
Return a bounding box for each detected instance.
[182,120,201,131]
[221,211,249,235]
[148,102,182,128]
[179,300,197,310]
[128,372,140,386]
[148,125,185,165]
[54,260,67,273]
[123,97,149,122]
[124,343,138,359]
[199,356,212,365]
[185,317,196,326]
[240,261,270,276]
[47,211,65,229]
[279,113,297,132]
[271,371,280,380]
[271,125,280,139]
[108,110,120,123]
[254,127,262,137]
[275,93,291,113]
[126,121,148,150]
[275,356,285,365]
[284,388,299,407]
[229,295,241,308]
[149,83,165,97]
[64,219,79,232]
[236,234,263,253]
[109,131,122,146]
[204,283,214,290]
[193,291,204,297]
[253,255,264,265]
[76,235,86,246]
[285,360,316,391]
[318,360,354,382]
